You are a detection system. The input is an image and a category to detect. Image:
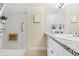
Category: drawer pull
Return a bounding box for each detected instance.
[50,50,54,54]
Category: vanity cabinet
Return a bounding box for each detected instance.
[47,36,73,56]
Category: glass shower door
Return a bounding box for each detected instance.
[3,11,27,49]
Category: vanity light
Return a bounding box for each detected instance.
[55,2,68,9]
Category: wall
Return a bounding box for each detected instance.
[66,4,79,32]
[27,5,47,50]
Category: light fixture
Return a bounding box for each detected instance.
[55,3,68,9]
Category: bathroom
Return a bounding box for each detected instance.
[0,3,79,56]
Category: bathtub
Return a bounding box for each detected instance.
[0,49,26,56]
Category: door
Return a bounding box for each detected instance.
[3,4,27,49]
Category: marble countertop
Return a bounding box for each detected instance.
[45,31,79,53]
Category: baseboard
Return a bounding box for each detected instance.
[28,47,47,51]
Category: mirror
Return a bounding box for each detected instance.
[45,3,66,33]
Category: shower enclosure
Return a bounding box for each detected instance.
[0,3,27,49]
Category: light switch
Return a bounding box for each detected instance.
[71,15,77,23]
[33,14,40,23]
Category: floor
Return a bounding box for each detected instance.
[23,50,47,56]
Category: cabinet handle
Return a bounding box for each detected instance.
[50,50,54,54]
[21,22,24,32]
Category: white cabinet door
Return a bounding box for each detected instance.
[63,49,73,56]
[47,36,58,56]
[47,36,64,56]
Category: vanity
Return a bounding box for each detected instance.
[45,32,79,56]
